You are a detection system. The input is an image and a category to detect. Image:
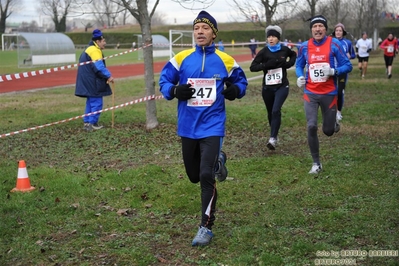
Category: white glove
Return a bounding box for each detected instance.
[321,65,336,76]
[297,76,306,88]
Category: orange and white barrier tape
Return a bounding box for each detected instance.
[0,44,153,83]
[0,41,282,83]
[0,94,164,138]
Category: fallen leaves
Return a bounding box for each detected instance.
[116,208,130,216]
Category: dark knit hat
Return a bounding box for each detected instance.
[265,25,282,40]
[193,11,218,36]
[309,15,328,30]
[92,29,104,41]
[332,23,347,37]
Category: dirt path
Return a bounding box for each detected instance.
[0,54,253,93]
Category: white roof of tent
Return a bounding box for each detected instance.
[18,32,75,55]
[135,34,169,48]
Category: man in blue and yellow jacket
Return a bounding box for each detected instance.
[75,29,114,131]
[159,10,248,247]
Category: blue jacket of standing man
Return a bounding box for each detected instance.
[75,29,114,131]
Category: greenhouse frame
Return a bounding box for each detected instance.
[2,32,76,68]
[135,34,170,60]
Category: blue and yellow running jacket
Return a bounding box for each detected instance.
[75,41,112,97]
[159,43,248,139]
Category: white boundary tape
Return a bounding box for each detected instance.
[0,67,267,139]
[0,94,164,138]
[0,41,283,83]
[0,42,198,83]
[0,44,153,83]
[0,41,269,138]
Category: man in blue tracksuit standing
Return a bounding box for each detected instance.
[159,10,248,246]
[75,29,114,131]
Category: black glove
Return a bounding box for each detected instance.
[170,84,194,100]
[283,62,292,69]
[275,57,287,68]
[222,81,240,101]
[263,58,285,71]
[262,60,276,71]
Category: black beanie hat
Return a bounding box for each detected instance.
[309,15,328,30]
[193,10,218,36]
[266,25,282,40]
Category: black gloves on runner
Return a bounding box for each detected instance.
[222,81,240,101]
[263,58,286,71]
[171,84,195,100]
[262,59,279,71]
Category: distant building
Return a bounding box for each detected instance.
[4,22,20,34]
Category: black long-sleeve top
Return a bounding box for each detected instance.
[249,45,297,88]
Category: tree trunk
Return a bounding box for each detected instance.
[0,15,6,34]
[137,0,159,130]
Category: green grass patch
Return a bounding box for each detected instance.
[0,51,398,265]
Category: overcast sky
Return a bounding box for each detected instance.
[9,0,243,25]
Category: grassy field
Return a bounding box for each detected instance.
[0,50,398,265]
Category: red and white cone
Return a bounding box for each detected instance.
[10,160,35,193]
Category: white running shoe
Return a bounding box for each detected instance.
[91,123,104,130]
[336,111,343,121]
[266,137,277,150]
[309,163,322,174]
[192,226,214,246]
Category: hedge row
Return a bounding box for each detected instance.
[66,25,399,48]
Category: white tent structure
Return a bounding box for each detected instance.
[135,34,170,60]
[2,32,75,68]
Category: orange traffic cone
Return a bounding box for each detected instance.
[10,160,35,193]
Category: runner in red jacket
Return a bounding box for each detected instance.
[379,33,398,79]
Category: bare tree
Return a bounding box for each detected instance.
[151,11,167,26]
[91,0,120,27]
[172,0,216,9]
[295,0,325,21]
[118,8,130,25]
[0,0,22,34]
[19,20,41,32]
[387,0,399,14]
[115,0,160,130]
[111,0,215,130]
[230,0,298,27]
[305,0,318,18]
[39,0,73,32]
[350,0,386,38]
[324,0,351,25]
